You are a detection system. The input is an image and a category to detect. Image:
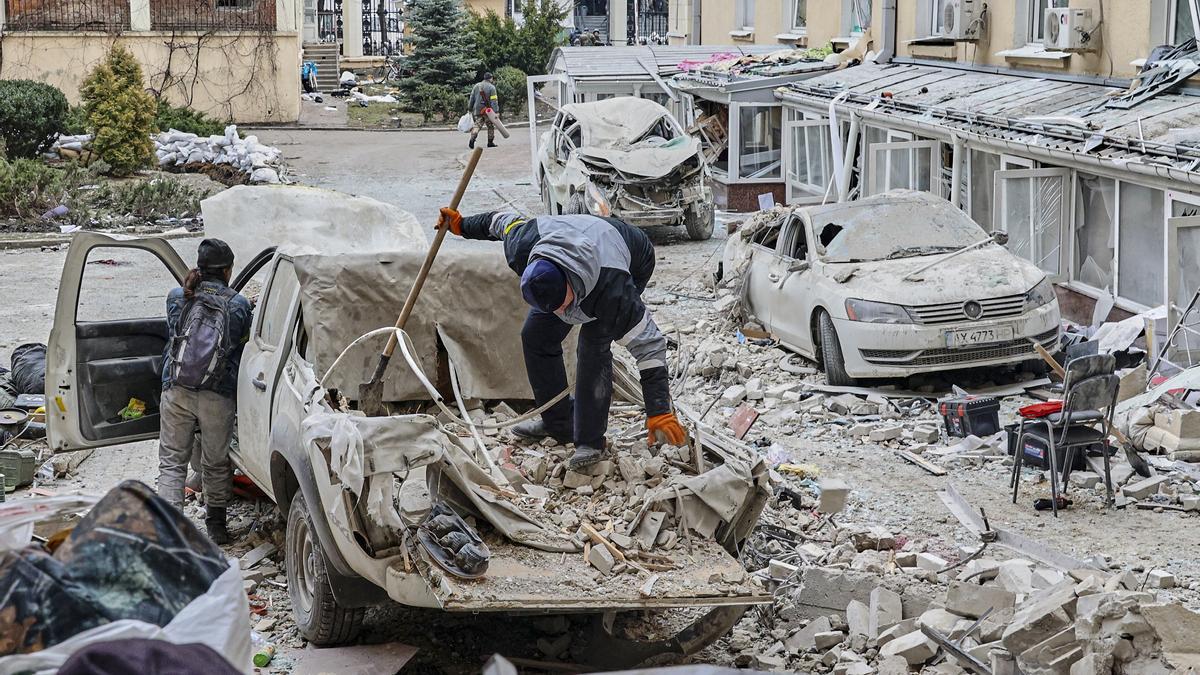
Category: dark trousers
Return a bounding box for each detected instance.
[522,309,613,448]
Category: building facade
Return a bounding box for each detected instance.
[770,0,1200,331]
[666,0,873,50]
[0,0,301,122]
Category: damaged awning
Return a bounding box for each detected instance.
[775,61,1200,185]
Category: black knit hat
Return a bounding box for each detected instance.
[197,238,234,270]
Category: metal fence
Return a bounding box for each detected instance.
[4,0,130,31]
[150,0,276,30]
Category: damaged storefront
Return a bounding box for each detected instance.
[774,57,1200,338]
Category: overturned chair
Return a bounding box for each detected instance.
[1010,354,1120,516]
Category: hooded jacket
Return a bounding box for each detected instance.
[460,211,671,416]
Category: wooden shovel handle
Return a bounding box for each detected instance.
[379,147,484,360]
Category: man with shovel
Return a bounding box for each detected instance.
[436,208,687,469]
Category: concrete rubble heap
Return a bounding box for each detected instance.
[47,125,285,184]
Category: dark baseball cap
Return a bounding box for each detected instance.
[197,238,234,269]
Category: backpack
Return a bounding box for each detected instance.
[169,285,237,391]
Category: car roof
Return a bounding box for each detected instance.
[800,190,958,222]
[560,97,673,146]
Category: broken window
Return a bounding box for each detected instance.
[258,258,299,348]
[866,140,940,197]
[736,0,756,29]
[737,105,782,180]
[751,222,782,249]
[846,0,871,34]
[1166,214,1200,369]
[785,118,832,201]
[781,217,810,259]
[788,0,806,31]
[1073,173,1115,291]
[1173,0,1198,44]
[995,168,1069,278]
[1118,184,1166,307]
[968,150,1000,231]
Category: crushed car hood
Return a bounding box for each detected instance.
[824,247,1045,304]
[576,136,702,180]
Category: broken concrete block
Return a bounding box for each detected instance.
[895,551,918,568]
[946,581,1016,619]
[1180,495,1200,511]
[846,600,870,636]
[1121,474,1169,500]
[869,425,904,442]
[851,550,889,574]
[956,559,1000,583]
[995,560,1035,595]
[785,616,832,653]
[587,545,615,575]
[847,422,874,438]
[850,526,896,552]
[917,608,961,635]
[563,470,593,489]
[798,542,829,560]
[745,377,764,400]
[877,618,917,647]
[769,559,800,580]
[1017,627,1083,674]
[720,385,747,406]
[1068,471,1102,489]
[617,456,645,483]
[1001,584,1077,655]
[876,655,910,675]
[814,631,845,650]
[916,552,947,571]
[913,425,940,444]
[879,630,938,665]
[835,662,873,675]
[818,478,850,514]
[870,586,903,638]
[1147,569,1176,588]
[635,511,666,550]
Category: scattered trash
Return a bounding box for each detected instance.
[118,398,145,421]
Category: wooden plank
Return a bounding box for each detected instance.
[896,449,948,476]
[239,542,277,569]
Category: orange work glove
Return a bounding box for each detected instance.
[437,207,463,236]
[647,412,687,447]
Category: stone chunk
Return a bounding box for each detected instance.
[617,456,645,483]
[870,586,903,638]
[879,630,938,665]
[913,426,940,443]
[1147,569,1176,588]
[1001,584,1076,655]
[720,385,747,406]
[814,631,845,650]
[846,600,870,636]
[1121,475,1169,499]
[848,423,874,437]
[587,544,615,575]
[946,581,1016,619]
[785,616,832,653]
[917,608,961,635]
[916,552,947,571]
[869,425,904,442]
[744,377,764,400]
[818,478,850,514]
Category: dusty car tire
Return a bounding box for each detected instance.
[683,202,714,241]
[286,492,365,645]
[818,312,856,387]
[566,191,589,215]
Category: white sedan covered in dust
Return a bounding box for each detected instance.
[724,191,1061,385]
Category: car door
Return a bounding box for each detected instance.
[46,234,189,453]
[744,222,784,330]
[234,254,301,489]
[762,214,817,354]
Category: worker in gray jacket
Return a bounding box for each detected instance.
[437,207,687,469]
[467,72,499,149]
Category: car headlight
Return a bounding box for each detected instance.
[585,183,612,217]
[845,298,914,324]
[1025,278,1056,310]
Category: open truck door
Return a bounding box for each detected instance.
[46,234,189,453]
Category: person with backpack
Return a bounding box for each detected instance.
[157,239,252,545]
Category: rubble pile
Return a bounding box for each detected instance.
[46,126,285,184]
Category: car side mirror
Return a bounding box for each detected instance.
[787,259,810,273]
[993,231,1010,246]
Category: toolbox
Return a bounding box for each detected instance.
[1013,432,1091,472]
[938,395,1001,438]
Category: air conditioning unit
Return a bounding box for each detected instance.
[938,0,984,41]
[1045,7,1097,51]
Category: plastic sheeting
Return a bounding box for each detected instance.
[293,247,535,403]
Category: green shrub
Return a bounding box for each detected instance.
[493,66,526,120]
[0,158,84,218]
[63,104,88,135]
[80,176,206,222]
[80,46,156,175]
[154,101,226,137]
[408,84,467,124]
[0,80,69,158]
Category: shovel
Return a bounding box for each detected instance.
[359,146,484,416]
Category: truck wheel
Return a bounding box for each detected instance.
[566,191,588,215]
[818,311,855,387]
[683,202,714,241]
[286,492,365,645]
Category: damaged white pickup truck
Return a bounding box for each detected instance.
[45,201,769,667]
[723,191,1062,385]
[538,97,715,241]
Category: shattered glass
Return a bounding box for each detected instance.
[1073,173,1115,290]
[1119,184,1165,307]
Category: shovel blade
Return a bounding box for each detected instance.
[359,379,386,417]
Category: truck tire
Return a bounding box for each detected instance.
[566,191,588,215]
[286,492,365,645]
[818,311,855,387]
[683,202,714,241]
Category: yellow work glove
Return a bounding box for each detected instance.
[437,207,463,236]
[647,412,688,447]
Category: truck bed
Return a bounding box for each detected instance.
[411,532,770,612]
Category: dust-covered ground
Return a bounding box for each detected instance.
[4,128,1198,673]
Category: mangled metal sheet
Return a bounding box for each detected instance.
[293,247,534,402]
[563,98,702,179]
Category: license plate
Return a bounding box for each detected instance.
[945,326,1014,348]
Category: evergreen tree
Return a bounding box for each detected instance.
[402,0,478,91]
[515,0,567,76]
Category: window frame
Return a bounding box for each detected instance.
[1170,0,1200,44]
[1027,0,1070,45]
[786,0,807,33]
[843,0,872,36]
[735,0,756,30]
[254,255,298,351]
[731,102,783,183]
[784,117,833,203]
[865,140,943,198]
[994,167,1071,280]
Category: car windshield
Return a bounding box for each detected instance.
[815,199,986,262]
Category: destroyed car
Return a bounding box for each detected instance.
[538,96,715,240]
[45,189,769,667]
[723,191,1061,385]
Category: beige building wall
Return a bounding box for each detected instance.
[669,0,849,49]
[466,0,509,16]
[896,0,1152,79]
[0,32,301,123]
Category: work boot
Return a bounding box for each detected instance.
[512,418,571,445]
[568,444,608,471]
[487,141,498,148]
[205,506,230,546]
[468,136,477,149]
